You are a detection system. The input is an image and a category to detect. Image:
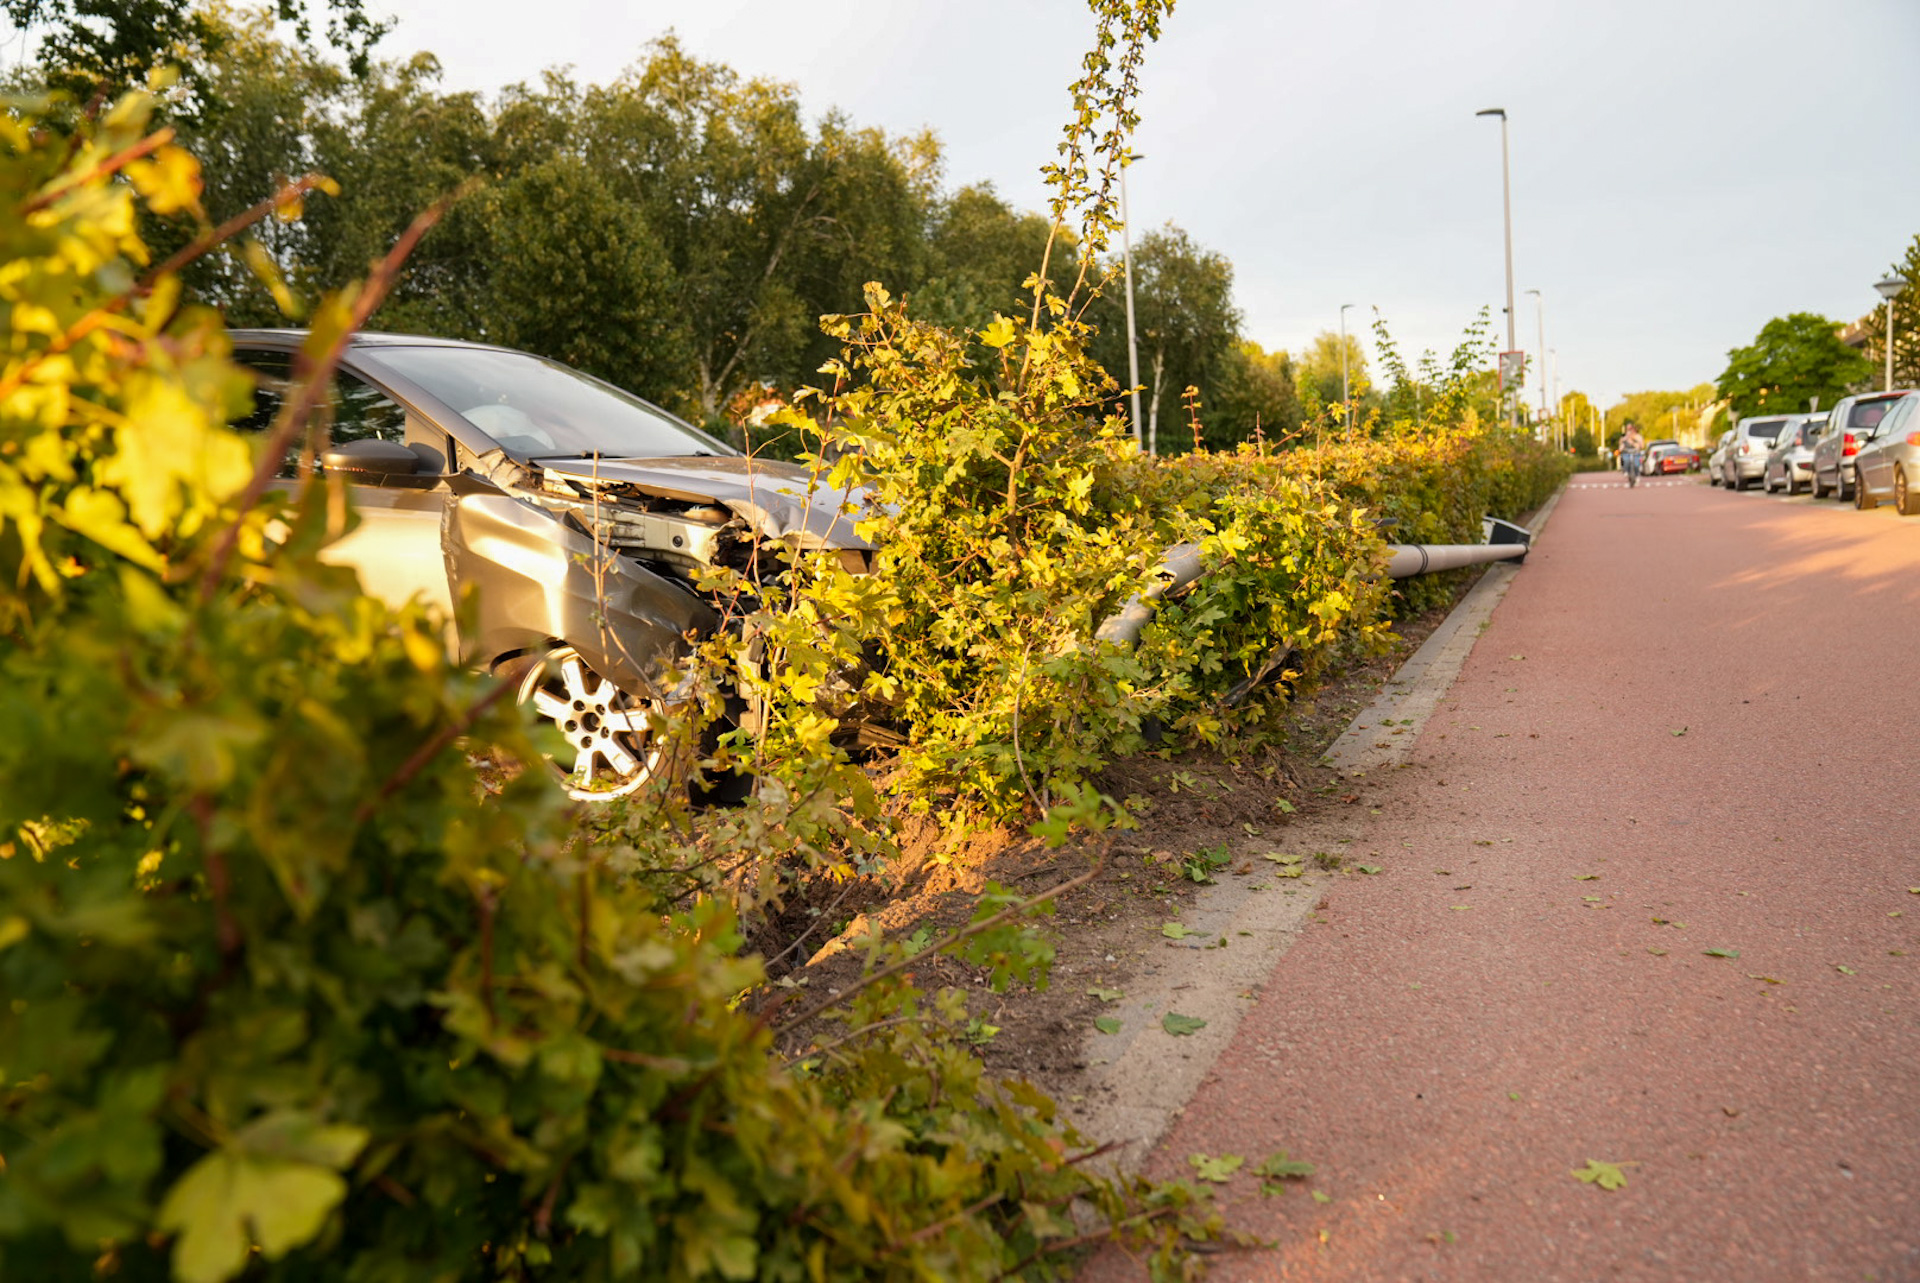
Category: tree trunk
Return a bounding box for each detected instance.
[1147,348,1164,456]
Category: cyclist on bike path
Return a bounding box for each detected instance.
[1619,419,1646,486]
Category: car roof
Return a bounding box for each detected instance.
[227,328,523,356]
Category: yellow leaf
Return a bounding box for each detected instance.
[979,315,1017,350]
[125,144,202,216]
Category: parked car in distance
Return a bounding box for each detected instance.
[1706,429,1734,485]
[1723,416,1792,489]
[1641,438,1681,475]
[1655,446,1698,475]
[1850,392,1920,515]
[1762,414,1824,493]
[228,330,876,800]
[1810,391,1912,500]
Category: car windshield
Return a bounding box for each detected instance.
[1745,420,1785,439]
[364,345,735,460]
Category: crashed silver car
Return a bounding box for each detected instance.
[231,331,870,799]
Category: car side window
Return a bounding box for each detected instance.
[230,352,411,475]
[332,372,408,446]
[1876,398,1911,438]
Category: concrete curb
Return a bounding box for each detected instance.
[1061,482,1570,1172]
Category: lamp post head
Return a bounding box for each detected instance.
[1875,275,1909,302]
[1475,107,1506,120]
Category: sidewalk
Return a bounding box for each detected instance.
[1087,479,1920,1281]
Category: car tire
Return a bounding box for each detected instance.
[1811,469,1828,499]
[1857,473,1879,510]
[1838,469,1853,503]
[1785,472,1800,496]
[1898,468,1918,517]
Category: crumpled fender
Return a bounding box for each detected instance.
[443,492,715,698]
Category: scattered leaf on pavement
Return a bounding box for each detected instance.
[1746,975,1784,984]
[1356,864,1383,875]
[1703,948,1739,958]
[1671,727,1688,737]
[1311,1190,1333,1204]
[1162,1012,1207,1036]
[1188,1153,1244,1183]
[1574,874,1599,881]
[1094,1016,1121,1035]
[1835,965,1856,975]
[1087,987,1123,1002]
[1161,923,1197,939]
[1571,1159,1629,1191]
[1256,1152,1316,1180]
[1647,947,1668,956]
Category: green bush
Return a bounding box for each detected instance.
[0,88,1224,1283]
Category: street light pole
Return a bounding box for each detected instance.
[1550,352,1560,448]
[1121,163,1145,449]
[1525,288,1547,432]
[1876,276,1908,391]
[1339,302,1356,434]
[1477,107,1517,428]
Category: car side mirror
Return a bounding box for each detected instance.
[321,438,422,478]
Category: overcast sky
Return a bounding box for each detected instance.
[45,0,1920,408]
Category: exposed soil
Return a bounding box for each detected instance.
[769,589,1468,1095]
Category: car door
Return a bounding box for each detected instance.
[1811,403,1842,487]
[1860,397,1912,496]
[231,350,456,618]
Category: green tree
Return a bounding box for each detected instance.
[4,0,385,102]
[1206,339,1301,447]
[1716,312,1872,418]
[912,182,1055,330]
[579,38,932,422]
[165,5,343,323]
[484,156,689,397]
[1857,233,1920,390]
[1085,222,1240,453]
[302,55,503,339]
[1294,328,1370,422]
[1604,385,1719,444]
[1559,390,1600,454]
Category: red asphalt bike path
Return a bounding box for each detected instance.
[1088,477,1920,1281]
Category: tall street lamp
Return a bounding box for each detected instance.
[1525,287,1548,430]
[1876,275,1908,391]
[1120,160,1145,450]
[1339,302,1356,433]
[1476,107,1517,428]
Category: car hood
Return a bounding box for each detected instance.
[539,455,872,550]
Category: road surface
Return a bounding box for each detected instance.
[1090,474,1920,1281]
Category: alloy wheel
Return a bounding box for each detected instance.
[517,647,667,800]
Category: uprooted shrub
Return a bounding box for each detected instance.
[0,84,1237,1283]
